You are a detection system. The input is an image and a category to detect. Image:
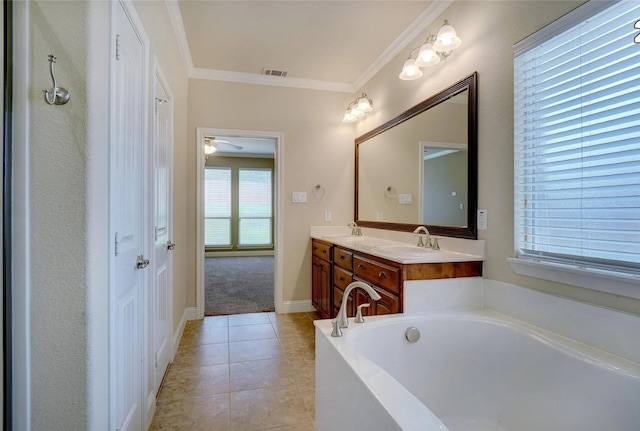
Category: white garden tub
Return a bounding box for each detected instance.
[315,310,640,431]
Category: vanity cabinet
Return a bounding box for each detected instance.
[311,240,332,319]
[311,238,483,319]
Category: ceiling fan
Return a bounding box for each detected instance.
[204,136,243,154]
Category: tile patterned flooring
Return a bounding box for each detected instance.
[150,311,320,430]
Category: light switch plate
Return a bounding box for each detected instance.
[399,194,412,204]
[292,192,307,203]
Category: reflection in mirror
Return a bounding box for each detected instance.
[356,72,477,239]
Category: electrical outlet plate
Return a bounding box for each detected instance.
[477,209,487,230]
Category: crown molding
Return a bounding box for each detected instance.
[165,0,194,74]
[166,0,454,94]
[352,0,454,91]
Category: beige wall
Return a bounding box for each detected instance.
[188,81,354,304]
[354,0,640,315]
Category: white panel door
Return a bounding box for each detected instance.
[110,2,148,431]
[152,68,173,395]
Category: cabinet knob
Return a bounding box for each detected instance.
[378,271,387,279]
[339,276,345,281]
[357,264,365,269]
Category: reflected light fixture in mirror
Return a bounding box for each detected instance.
[343,93,373,122]
[399,20,462,81]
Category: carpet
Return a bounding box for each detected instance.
[205,256,275,315]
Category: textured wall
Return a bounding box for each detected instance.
[28,1,91,428]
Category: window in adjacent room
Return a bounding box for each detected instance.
[513,1,640,282]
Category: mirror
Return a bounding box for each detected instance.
[355,72,477,239]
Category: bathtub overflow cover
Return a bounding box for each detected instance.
[405,327,421,343]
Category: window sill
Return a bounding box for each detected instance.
[507,257,640,300]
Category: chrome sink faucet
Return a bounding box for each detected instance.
[413,226,431,248]
[331,281,381,337]
[347,221,362,236]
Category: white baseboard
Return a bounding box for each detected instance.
[172,306,197,360]
[278,300,315,314]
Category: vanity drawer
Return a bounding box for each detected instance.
[333,265,353,290]
[312,240,332,261]
[353,255,400,294]
[334,247,353,270]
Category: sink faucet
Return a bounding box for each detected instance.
[332,281,381,337]
[412,226,431,248]
[347,221,362,236]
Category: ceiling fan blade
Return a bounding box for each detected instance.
[205,137,243,150]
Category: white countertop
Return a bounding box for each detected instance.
[310,226,485,264]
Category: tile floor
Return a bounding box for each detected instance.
[150,311,321,431]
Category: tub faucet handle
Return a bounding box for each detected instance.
[355,303,370,323]
[331,319,343,337]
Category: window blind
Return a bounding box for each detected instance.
[239,168,272,246]
[514,1,640,273]
[204,167,231,246]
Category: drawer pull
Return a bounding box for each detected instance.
[357,264,366,269]
[340,255,345,260]
[313,246,318,250]
[339,276,345,281]
[379,271,388,279]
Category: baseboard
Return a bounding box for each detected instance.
[172,306,197,360]
[279,300,315,314]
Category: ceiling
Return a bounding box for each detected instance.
[174,0,452,92]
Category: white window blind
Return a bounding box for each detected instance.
[514,1,640,274]
[204,167,231,246]
[239,168,272,246]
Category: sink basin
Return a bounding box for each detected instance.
[322,235,363,242]
[373,244,440,256]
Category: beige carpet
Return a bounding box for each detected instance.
[205,256,275,315]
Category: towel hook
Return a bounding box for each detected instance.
[43,55,70,105]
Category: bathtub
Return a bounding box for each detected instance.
[315,310,640,431]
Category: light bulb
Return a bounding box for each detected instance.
[356,95,372,113]
[399,58,423,80]
[415,42,441,67]
[433,22,461,52]
[342,110,357,122]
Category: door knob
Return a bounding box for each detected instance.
[166,240,176,251]
[136,255,150,269]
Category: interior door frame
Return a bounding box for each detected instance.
[196,127,283,317]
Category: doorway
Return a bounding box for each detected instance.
[196,128,283,318]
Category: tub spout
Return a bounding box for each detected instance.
[333,281,381,336]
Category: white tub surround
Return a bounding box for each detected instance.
[310,226,485,264]
[315,278,640,431]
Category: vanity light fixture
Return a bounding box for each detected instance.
[342,93,373,123]
[399,20,462,81]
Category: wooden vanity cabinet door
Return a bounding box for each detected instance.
[311,239,333,319]
[371,286,400,315]
[312,255,331,319]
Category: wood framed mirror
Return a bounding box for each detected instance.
[355,72,478,239]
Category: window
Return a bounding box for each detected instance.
[203,166,273,248]
[239,168,272,246]
[204,167,232,246]
[513,1,640,280]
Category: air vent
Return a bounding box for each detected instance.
[262,68,288,77]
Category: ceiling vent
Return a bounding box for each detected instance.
[262,68,288,77]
